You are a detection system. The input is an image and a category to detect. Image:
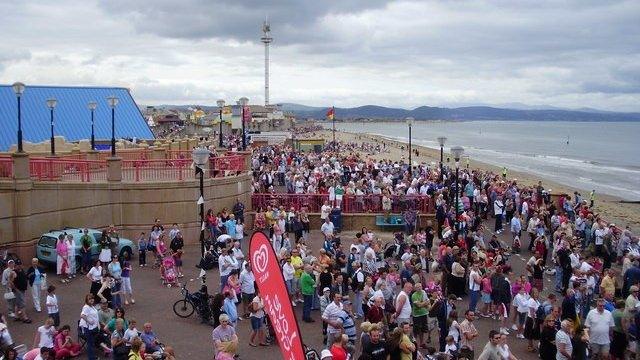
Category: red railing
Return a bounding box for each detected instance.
[0,157,13,179]
[95,150,151,161]
[210,155,245,176]
[166,150,193,160]
[30,158,107,182]
[121,159,190,182]
[251,193,434,214]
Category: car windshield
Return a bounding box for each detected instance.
[39,236,57,248]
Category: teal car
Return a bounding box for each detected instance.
[36,228,136,271]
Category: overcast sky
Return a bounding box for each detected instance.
[1,1,639,111]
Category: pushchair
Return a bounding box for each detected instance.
[197,245,220,270]
[160,256,179,287]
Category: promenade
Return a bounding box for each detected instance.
[7,229,543,359]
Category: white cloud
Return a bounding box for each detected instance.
[0,0,639,111]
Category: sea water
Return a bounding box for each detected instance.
[333,121,640,200]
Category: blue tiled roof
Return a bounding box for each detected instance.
[0,85,154,151]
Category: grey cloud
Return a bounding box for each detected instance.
[98,0,394,44]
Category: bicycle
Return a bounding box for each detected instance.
[172,282,211,324]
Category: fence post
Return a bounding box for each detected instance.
[12,152,34,260]
[151,146,166,160]
[135,162,140,182]
[107,157,122,182]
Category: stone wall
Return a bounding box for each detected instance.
[0,155,251,261]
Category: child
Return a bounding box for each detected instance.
[45,285,60,327]
[480,273,493,318]
[497,301,510,336]
[513,287,529,339]
[173,249,183,278]
[111,275,122,309]
[235,220,244,243]
[123,319,139,345]
[137,232,147,267]
[444,335,458,357]
[121,260,135,305]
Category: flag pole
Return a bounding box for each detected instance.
[332,106,336,151]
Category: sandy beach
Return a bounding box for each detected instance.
[301,127,640,231]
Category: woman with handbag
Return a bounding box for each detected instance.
[26,258,46,313]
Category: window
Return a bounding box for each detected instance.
[38,236,57,248]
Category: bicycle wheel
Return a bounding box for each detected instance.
[173,299,195,318]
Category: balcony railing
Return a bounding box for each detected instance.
[29,158,107,182]
[121,159,190,182]
[0,157,13,179]
[251,193,434,214]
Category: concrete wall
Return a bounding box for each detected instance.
[0,168,252,261]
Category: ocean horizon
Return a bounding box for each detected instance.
[331,121,640,201]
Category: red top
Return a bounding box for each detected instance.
[330,344,348,360]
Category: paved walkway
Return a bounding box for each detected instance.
[8,228,546,359]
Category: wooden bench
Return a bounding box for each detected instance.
[375,215,405,228]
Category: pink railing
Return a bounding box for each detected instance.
[166,150,193,160]
[121,159,190,182]
[210,155,245,176]
[30,158,107,182]
[0,157,13,179]
[95,150,151,161]
[251,193,434,214]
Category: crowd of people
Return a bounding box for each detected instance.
[1,128,639,360]
[1,221,184,360]
[243,136,639,360]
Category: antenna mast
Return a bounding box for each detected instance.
[261,19,273,106]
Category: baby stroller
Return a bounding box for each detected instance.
[160,256,179,287]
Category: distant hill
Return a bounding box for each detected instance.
[279,103,640,122]
[141,103,640,122]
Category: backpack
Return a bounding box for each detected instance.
[535,302,549,320]
[351,269,364,292]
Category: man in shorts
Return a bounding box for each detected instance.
[239,262,255,318]
[411,282,429,348]
[585,298,614,360]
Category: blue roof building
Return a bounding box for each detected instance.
[0,85,154,151]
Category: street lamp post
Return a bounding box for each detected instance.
[107,96,119,156]
[437,136,447,182]
[217,99,225,148]
[451,146,464,235]
[88,101,97,151]
[192,147,210,258]
[12,82,25,153]
[238,97,249,150]
[405,117,414,177]
[47,98,58,156]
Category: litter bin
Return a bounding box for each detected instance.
[329,207,343,233]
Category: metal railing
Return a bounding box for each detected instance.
[210,155,245,176]
[251,193,434,214]
[0,157,12,179]
[96,149,151,161]
[121,159,190,182]
[29,158,107,182]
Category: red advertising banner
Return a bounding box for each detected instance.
[242,105,252,123]
[249,232,305,360]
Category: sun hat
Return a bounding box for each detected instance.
[321,349,333,359]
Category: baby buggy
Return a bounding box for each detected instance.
[160,256,179,287]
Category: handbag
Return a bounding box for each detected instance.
[40,274,48,291]
[4,291,15,300]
